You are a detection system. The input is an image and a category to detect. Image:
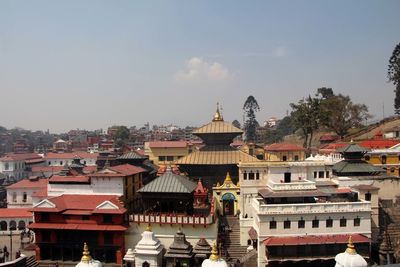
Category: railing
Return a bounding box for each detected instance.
[253,198,370,215]
[269,180,316,191]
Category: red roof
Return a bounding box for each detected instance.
[32,194,126,214]
[31,166,96,174]
[265,143,305,152]
[336,188,353,193]
[0,153,42,162]
[359,139,400,149]
[31,187,48,198]
[25,158,45,164]
[194,179,208,195]
[263,234,370,246]
[28,222,126,231]
[49,175,90,183]
[319,134,339,142]
[45,152,98,159]
[109,164,146,176]
[6,178,48,189]
[0,208,32,218]
[148,141,188,148]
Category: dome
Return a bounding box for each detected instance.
[201,244,228,267]
[75,243,102,267]
[335,236,367,267]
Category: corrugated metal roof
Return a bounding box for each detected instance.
[336,143,369,153]
[117,151,147,160]
[193,121,243,135]
[174,146,259,165]
[138,170,196,193]
[333,160,384,174]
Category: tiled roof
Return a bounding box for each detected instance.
[359,139,400,149]
[117,151,147,160]
[109,164,146,176]
[0,153,42,162]
[28,222,127,231]
[193,121,243,135]
[31,187,48,198]
[263,234,370,246]
[351,184,380,191]
[6,177,48,189]
[265,143,305,152]
[49,175,90,183]
[0,208,32,218]
[45,152,98,159]
[175,146,259,165]
[138,170,196,193]
[148,141,188,148]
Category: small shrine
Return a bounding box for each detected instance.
[75,243,102,267]
[334,236,367,267]
[134,225,164,267]
[212,173,240,216]
[193,238,212,266]
[193,179,210,216]
[164,229,194,267]
[201,244,228,267]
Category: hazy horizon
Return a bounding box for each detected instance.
[1,1,399,133]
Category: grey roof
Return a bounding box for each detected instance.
[117,151,147,160]
[336,143,369,154]
[333,160,384,174]
[138,170,196,193]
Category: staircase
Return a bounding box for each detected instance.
[220,215,249,264]
[26,255,39,267]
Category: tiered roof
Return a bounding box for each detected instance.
[138,169,196,193]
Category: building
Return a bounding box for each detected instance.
[265,143,305,162]
[0,153,42,181]
[175,107,258,188]
[144,141,191,166]
[6,176,48,208]
[44,152,98,167]
[212,173,240,216]
[29,194,127,264]
[364,143,400,177]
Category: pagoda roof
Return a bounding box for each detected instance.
[336,143,369,154]
[175,146,259,165]
[138,170,196,194]
[193,120,243,135]
[333,160,384,175]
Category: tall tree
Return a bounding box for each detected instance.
[290,96,320,152]
[243,96,260,142]
[113,126,130,147]
[388,42,400,114]
[320,94,371,138]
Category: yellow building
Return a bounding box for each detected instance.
[212,173,240,216]
[364,144,400,177]
[144,141,192,166]
[264,143,305,161]
[240,142,265,160]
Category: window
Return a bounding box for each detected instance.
[41,213,49,222]
[5,163,9,170]
[256,171,260,180]
[354,217,361,227]
[326,218,333,228]
[364,155,370,161]
[269,220,277,229]
[282,155,287,161]
[365,192,371,201]
[22,192,27,203]
[158,156,165,162]
[318,171,324,178]
[243,172,247,180]
[166,156,174,161]
[284,172,291,183]
[103,214,113,223]
[12,192,17,202]
[284,219,291,229]
[298,219,305,228]
[60,161,63,165]
[382,155,387,164]
[340,218,347,227]
[313,171,317,179]
[248,172,255,180]
[326,171,330,178]
[82,215,90,221]
[312,218,319,228]
[294,155,299,161]
[104,233,113,244]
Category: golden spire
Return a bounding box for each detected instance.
[212,102,224,122]
[209,243,220,261]
[81,242,92,263]
[224,172,232,184]
[145,224,152,232]
[345,236,356,255]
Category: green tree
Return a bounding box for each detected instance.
[290,96,320,152]
[243,96,260,142]
[113,126,130,147]
[320,94,371,138]
[276,116,294,137]
[232,119,241,129]
[388,42,400,114]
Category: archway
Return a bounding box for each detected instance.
[18,220,26,230]
[9,221,16,230]
[0,221,7,230]
[222,193,236,216]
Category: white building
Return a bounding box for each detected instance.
[6,176,48,208]
[0,153,42,181]
[44,152,98,167]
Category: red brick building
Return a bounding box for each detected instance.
[29,194,127,264]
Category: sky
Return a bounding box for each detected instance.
[0,1,399,133]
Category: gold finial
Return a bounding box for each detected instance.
[81,242,92,263]
[345,236,356,254]
[209,243,220,261]
[145,224,152,232]
[224,172,232,184]
[212,102,224,122]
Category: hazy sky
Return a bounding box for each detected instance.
[0,1,399,133]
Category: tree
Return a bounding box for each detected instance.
[320,94,371,138]
[113,126,130,147]
[276,116,294,137]
[243,96,260,142]
[388,42,400,114]
[232,120,241,129]
[290,96,320,152]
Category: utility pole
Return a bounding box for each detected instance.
[9,229,13,261]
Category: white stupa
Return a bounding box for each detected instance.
[75,243,102,267]
[201,244,228,267]
[134,225,163,267]
[335,236,368,267]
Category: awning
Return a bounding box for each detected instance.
[263,234,370,246]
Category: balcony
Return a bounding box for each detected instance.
[268,179,316,191]
[131,213,214,225]
[253,198,370,215]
